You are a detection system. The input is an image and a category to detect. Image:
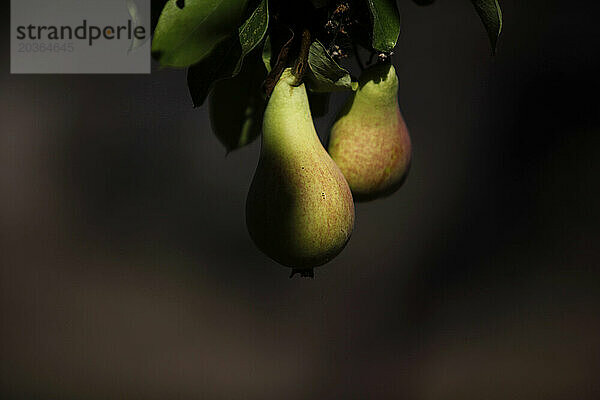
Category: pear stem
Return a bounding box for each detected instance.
[292,29,311,86]
[264,30,295,98]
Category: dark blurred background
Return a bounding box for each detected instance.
[2,0,599,398]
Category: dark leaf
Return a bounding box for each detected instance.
[471,0,503,53]
[187,36,243,107]
[186,0,269,106]
[209,53,267,152]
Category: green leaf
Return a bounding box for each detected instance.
[151,1,169,34]
[209,53,267,152]
[471,0,503,53]
[262,35,272,73]
[367,0,401,53]
[235,0,269,74]
[186,0,269,106]
[305,40,355,93]
[152,0,250,68]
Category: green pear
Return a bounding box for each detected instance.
[328,63,412,201]
[246,69,355,269]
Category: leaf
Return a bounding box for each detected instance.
[367,0,401,53]
[152,0,250,68]
[305,40,355,93]
[187,36,243,107]
[151,0,169,34]
[187,0,269,106]
[262,35,272,73]
[209,53,267,152]
[235,0,269,74]
[471,0,503,54]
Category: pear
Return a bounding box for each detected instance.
[246,69,355,270]
[328,63,412,201]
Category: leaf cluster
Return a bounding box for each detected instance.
[151,0,502,151]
